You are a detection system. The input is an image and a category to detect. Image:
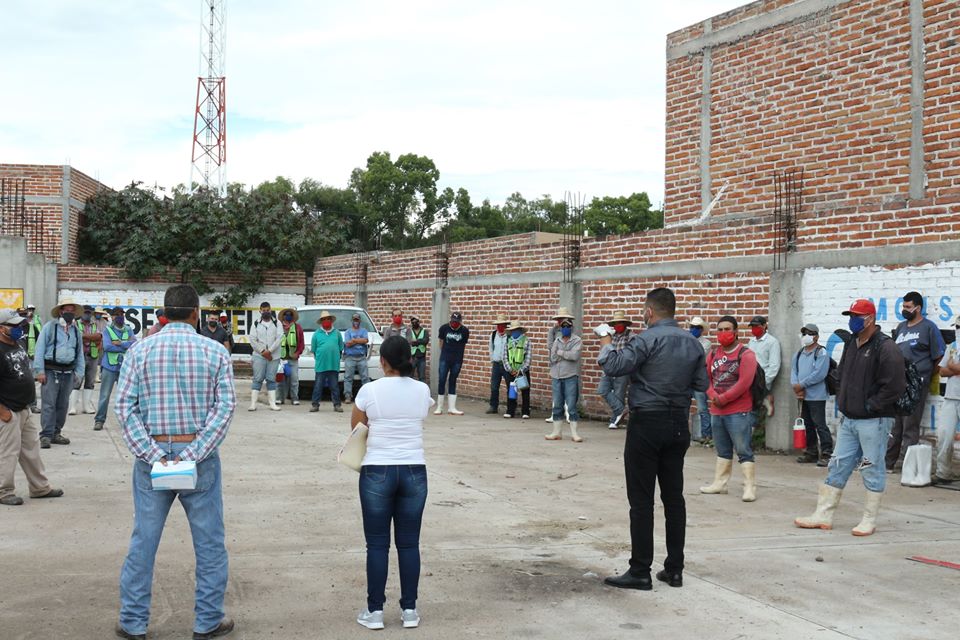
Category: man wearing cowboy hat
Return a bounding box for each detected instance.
[502,320,532,419]
[310,310,345,413]
[94,307,137,431]
[277,308,305,405]
[32,297,85,448]
[342,311,369,405]
[249,301,283,412]
[487,314,510,415]
[547,315,583,441]
[545,307,575,424]
[0,309,64,506]
[598,311,633,430]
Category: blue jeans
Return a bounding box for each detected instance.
[437,359,462,395]
[343,357,370,401]
[693,391,711,439]
[311,370,340,406]
[489,362,508,410]
[118,442,227,636]
[359,465,428,612]
[597,373,628,424]
[278,360,300,402]
[712,411,755,463]
[412,356,426,383]
[251,353,279,391]
[826,416,894,493]
[95,367,120,424]
[39,369,74,438]
[551,375,580,422]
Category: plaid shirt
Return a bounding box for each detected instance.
[611,327,633,351]
[115,323,236,463]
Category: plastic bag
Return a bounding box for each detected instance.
[900,443,932,487]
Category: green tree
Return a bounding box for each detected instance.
[583,192,663,237]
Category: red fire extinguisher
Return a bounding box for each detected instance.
[793,417,807,450]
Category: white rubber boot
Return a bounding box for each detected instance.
[268,389,281,411]
[795,484,843,530]
[700,458,733,494]
[434,395,445,415]
[741,461,757,502]
[852,490,883,536]
[248,389,259,411]
[82,389,95,414]
[447,394,464,415]
[569,420,583,443]
[68,390,79,415]
[545,419,562,440]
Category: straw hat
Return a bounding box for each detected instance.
[493,313,509,325]
[94,306,108,317]
[50,297,81,318]
[280,308,299,323]
[609,311,633,326]
[317,310,335,324]
[506,320,525,332]
[689,316,707,328]
[552,307,574,320]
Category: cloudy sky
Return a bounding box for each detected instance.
[0,1,744,207]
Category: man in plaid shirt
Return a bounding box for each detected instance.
[113,285,237,640]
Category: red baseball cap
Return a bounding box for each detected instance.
[842,299,877,316]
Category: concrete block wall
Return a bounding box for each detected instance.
[0,235,57,318]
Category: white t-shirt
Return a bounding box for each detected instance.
[356,376,434,466]
[944,343,960,400]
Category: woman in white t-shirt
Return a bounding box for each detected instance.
[352,335,434,631]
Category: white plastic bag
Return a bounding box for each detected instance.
[900,443,932,487]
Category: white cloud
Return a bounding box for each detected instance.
[0,1,745,205]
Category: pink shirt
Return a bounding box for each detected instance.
[707,344,757,415]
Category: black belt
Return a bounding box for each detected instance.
[44,361,75,372]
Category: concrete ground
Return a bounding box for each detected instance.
[2,388,958,640]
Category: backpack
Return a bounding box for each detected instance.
[895,361,924,416]
[794,346,839,396]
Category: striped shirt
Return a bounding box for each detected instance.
[115,323,236,463]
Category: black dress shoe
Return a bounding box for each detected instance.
[194,617,234,639]
[796,452,818,463]
[603,571,652,590]
[656,569,683,587]
[115,624,146,640]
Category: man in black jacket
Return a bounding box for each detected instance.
[795,299,905,537]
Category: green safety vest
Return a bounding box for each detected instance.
[507,336,527,370]
[27,317,42,357]
[411,328,427,356]
[105,324,131,366]
[82,321,100,359]
[280,324,299,359]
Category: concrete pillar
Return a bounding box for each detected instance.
[767,269,804,451]
[354,287,368,310]
[430,287,450,396]
[559,281,583,326]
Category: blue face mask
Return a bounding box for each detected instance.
[511,330,522,339]
[560,326,572,337]
[848,315,866,335]
[9,326,24,341]
[690,327,703,338]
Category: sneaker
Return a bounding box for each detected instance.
[40,437,51,449]
[94,422,104,431]
[401,608,420,629]
[817,453,831,468]
[30,405,41,414]
[309,405,319,413]
[0,495,24,506]
[503,413,512,419]
[292,400,300,406]
[193,616,235,639]
[334,405,344,413]
[51,434,71,445]
[608,423,618,430]
[615,409,628,426]
[796,452,818,464]
[357,609,384,630]
[344,398,353,405]
[544,416,554,423]
[521,414,529,420]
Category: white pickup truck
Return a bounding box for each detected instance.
[295,305,383,395]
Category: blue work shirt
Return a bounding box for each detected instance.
[790,345,830,401]
[343,327,369,358]
[32,319,85,378]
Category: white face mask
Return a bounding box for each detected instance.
[800,334,815,347]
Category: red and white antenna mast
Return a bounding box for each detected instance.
[190,0,227,195]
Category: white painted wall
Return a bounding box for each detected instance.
[800,262,960,447]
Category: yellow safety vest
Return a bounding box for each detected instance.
[411,328,427,356]
[507,336,527,370]
[82,321,100,359]
[280,324,299,359]
[105,325,131,366]
[27,317,42,357]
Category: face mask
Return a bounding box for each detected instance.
[511,330,522,339]
[411,321,420,328]
[321,319,333,330]
[901,309,916,322]
[800,334,815,347]
[284,314,293,322]
[717,331,737,348]
[497,324,507,334]
[848,315,866,335]
[6,327,24,342]
[560,326,572,338]
[750,325,765,338]
[450,321,461,330]
[262,312,272,320]
[689,327,702,338]
[61,312,75,324]
[393,315,403,325]
[614,324,627,334]
[352,320,360,328]
[208,320,218,328]
[159,316,169,326]
[113,317,125,327]
[82,313,92,322]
